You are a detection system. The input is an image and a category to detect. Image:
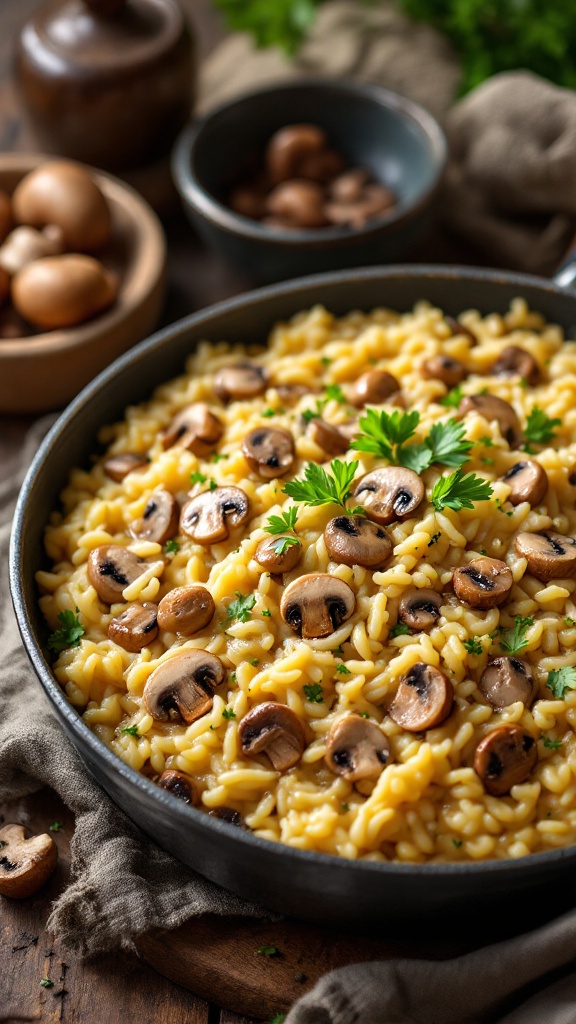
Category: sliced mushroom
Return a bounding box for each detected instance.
[208,806,245,827]
[453,556,513,609]
[108,602,158,652]
[158,769,197,804]
[353,467,425,525]
[324,515,392,568]
[214,363,268,403]
[242,426,295,478]
[501,459,548,506]
[129,489,179,544]
[515,531,576,582]
[458,394,523,448]
[255,535,303,573]
[157,585,215,635]
[143,649,225,724]
[473,724,537,796]
[445,316,478,346]
[275,383,311,403]
[479,656,534,709]
[180,486,250,544]
[266,123,327,184]
[325,714,391,781]
[239,702,307,771]
[389,662,453,731]
[398,588,442,631]
[280,573,355,639]
[350,370,400,408]
[306,418,349,455]
[103,452,148,482]
[0,823,58,899]
[421,355,467,388]
[87,544,151,604]
[492,346,540,385]
[162,403,224,458]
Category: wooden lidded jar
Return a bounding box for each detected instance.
[16,0,195,172]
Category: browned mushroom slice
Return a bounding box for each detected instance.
[108,602,159,652]
[515,531,576,582]
[129,489,179,544]
[0,823,58,899]
[389,662,453,732]
[162,403,224,457]
[350,370,400,408]
[353,467,425,525]
[238,701,306,771]
[87,544,151,605]
[103,452,148,482]
[453,556,513,609]
[473,724,537,796]
[208,806,245,827]
[325,714,391,781]
[421,355,467,388]
[214,363,268,403]
[266,124,327,185]
[275,383,311,403]
[180,486,250,545]
[324,515,392,568]
[492,346,540,385]
[398,588,442,631]
[255,536,303,573]
[501,459,548,507]
[158,769,197,804]
[458,394,523,448]
[445,316,478,346]
[306,418,349,456]
[242,426,295,478]
[280,573,355,639]
[157,585,215,635]
[479,656,534,709]
[143,649,225,724]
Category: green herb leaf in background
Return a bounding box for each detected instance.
[547,666,576,698]
[48,608,85,654]
[523,407,561,451]
[431,468,493,512]
[500,616,534,656]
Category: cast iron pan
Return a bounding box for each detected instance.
[10,264,576,935]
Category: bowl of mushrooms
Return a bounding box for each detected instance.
[0,153,166,414]
[172,80,447,284]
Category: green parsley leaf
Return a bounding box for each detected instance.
[428,532,441,547]
[463,637,483,655]
[222,592,256,626]
[262,609,272,617]
[208,478,218,491]
[425,419,473,468]
[439,384,464,409]
[452,839,463,848]
[479,436,495,448]
[341,802,350,812]
[431,468,493,512]
[190,470,207,485]
[301,407,320,423]
[165,539,180,555]
[249,658,260,666]
[48,608,85,654]
[390,622,411,638]
[49,821,62,832]
[565,617,576,627]
[262,407,285,418]
[211,452,229,463]
[524,406,561,451]
[351,408,419,461]
[268,1015,286,1024]
[481,456,495,465]
[336,663,351,675]
[500,616,534,656]
[284,459,358,510]
[397,441,432,475]
[303,683,323,703]
[348,505,367,517]
[270,536,301,556]
[121,725,139,737]
[542,735,562,750]
[357,711,370,719]
[324,383,347,404]
[548,666,576,698]
[222,708,236,719]
[230,671,237,684]
[40,978,53,988]
[321,357,332,367]
[257,945,279,957]
[264,507,299,534]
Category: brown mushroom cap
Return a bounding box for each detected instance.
[514,531,576,582]
[350,370,400,408]
[238,701,307,771]
[266,123,327,185]
[103,452,148,482]
[180,486,250,545]
[325,714,391,781]
[353,467,425,525]
[143,649,225,724]
[473,724,537,796]
[306,418,349,455]
[208,806,245,827]
[87,544,151,605]
[129,489,179,544]
[458,394,523,448]
[255,535,303,573]
[275,383,311,403]
[280,573,356,639]
[398,588,442,632]
[214,363,268,403]
[108,602,159,652]
[501,459,548,507]
[158,769,197,804]
[162,403,224,458]
[421,355,467,388]
[266,180,329,228]
[324,514,393,568]
[157,585,215,636]
[389,662,453,732]
[479,656,534,709]
[0,823,58,899]
[492,346,540,385]
[453,556,513,609]
[445,316,478,346]
[242,426,295,478]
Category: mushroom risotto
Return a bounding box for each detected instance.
[37,299,576,862]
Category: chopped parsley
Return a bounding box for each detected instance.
[249,658,260,667]
[48,608,85,654]
[547,666,576,698]
[49,822,62,832]
[284,459,358,511]
[390,622,411,638]
[40,978,54,989]
[479,436,495,447]
[264,507,299,534]
[270,536,300,556]
[428,532,442,546]
[357,711,370,719]
[165,539,180,555]
[211,452,229,463]
[341,802,350,812]
[523,406,561,452]
[463,637,484,655]
[351,409,472,473]
[222,591,256,626]
[257,945,279,957]
[301,407,320,423]
[121,725,139,737]
[222,708,236,720]
[335,663,351,675]
[324,383,347,404]
[190,470,207,484]
[565,617,576,627]
[439,384,464,409]
[431,468,493,512]
[303,683,324,703]
[542,735,562,750]
[262,609,272,617]
[262,407,285,418]
[500,616,534,656]
[452,839,463,848]
[321,356,332,367]
[230,671,237,684]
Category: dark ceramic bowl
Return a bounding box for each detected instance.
[10,263,576,937]
[172,80,447,283]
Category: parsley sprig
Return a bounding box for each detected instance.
[284,459,358,511]
[431,468,493,512]
[264,507,299,534]
[500,616,534,656]
[523,407,561,452]
[303,683,323,703]
[48,608,85,654]
[221,591,256,627]
[440,384,464,409]
[351,409,472,473]
[547,666,576,698]
[301,384,347,422]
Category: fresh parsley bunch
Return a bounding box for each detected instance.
[351,409,472,473]
[431,467,493,512]
[284,459,359,510]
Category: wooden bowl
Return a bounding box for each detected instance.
[0,154,166,414]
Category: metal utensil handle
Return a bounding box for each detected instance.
[553,238,576,289]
